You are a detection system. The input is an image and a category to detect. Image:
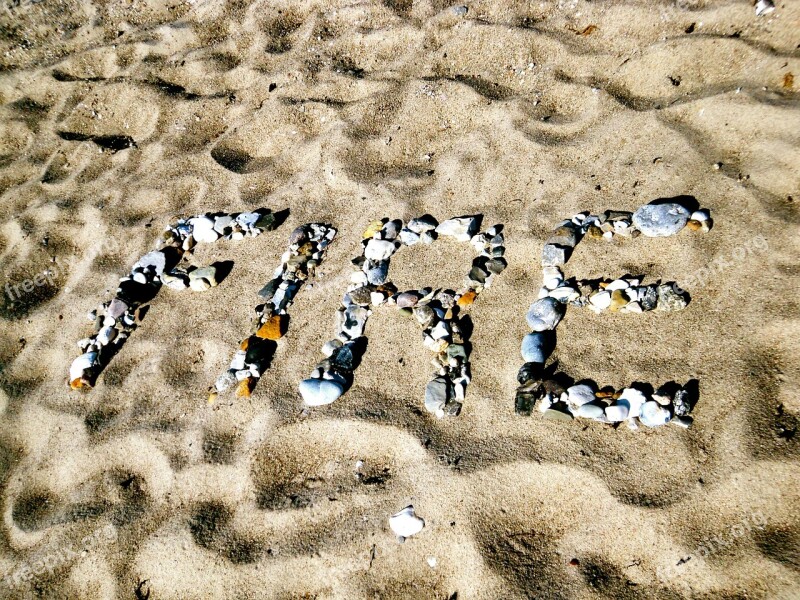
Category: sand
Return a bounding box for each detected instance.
[0,0,798,598]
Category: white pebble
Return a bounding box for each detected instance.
[389,506,425,539]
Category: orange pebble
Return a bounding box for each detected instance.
[236,377,255,398]
[457,291,477,307]
[256,315,287,340]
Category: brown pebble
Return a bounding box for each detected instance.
[609,289,628,312]
[569,558,580,567]
[236,377,255,398]
[256,314,287,340]
[457,290,477,306]
[687,219,702,231]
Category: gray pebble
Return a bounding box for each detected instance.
[632,202,690,237]
[526,297,565,331]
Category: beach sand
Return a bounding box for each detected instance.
[0,0,798,598]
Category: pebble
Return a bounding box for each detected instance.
[546,224,580,248]
[632,202,690,237]
[107,298,128,319]
[365,261,389,285]
[408,215,438,233]
[526,297,565,331]
[608,289,628,312]
[543,408,573,421]
[541,244,568,267]
[214,215,233,234]
[137,251,166,275]
[655,284,688,312]
[299,378,344,406]
[363,220,383,239]
[576,403,604,419]
[521,331,554,363]
[589,290,611,310]
[435,216,478,241]
[256,314,287,340]
[364,239,396,261]
[567,384,595,407]
[188,266,218,290]
[639,401,671,427]
[69,352,97,381]
[190,216,219,243]
[399,229,420,245]
[389,506,425,539]
[605,404,629,422]
[617,388,647,418]
[425,377,451,416]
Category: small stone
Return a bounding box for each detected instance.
[321,339,343,357]
[451,5,468,15]
[673,388,691,416]
[425,377,451,415]
[521,331,555,363]
[397,292,420,308]
[256,314,287,340]
[365,239,396,261]
[289,226,308,245]
[414,305,436,329]
[389,506,424,538]
[97,325,116,346]
[136,251,167,275]
[430,321,450,340]
[605,404,629,422]
[673,415,693,428]
[755,0,774,16]
[618,388,647,418]
[609,289,628,312]
[655,284,688,312]
[299,378,344,406]
[486,258,507,275]
[342,304,369,338]
[639,286,658,311]
[517,362,543,384]
[188,266,218,289]
[542,244,568,267]
[468,265,488,284]
[576,404,604,419]
[190,216,219,243]
[69,352,97,381]
[549,286,579,303]
[589,290,612,310]
[632,202,690,237]
[408,214,439,233]
[363,220,384,239]
[546,224,580,248]
[526,297,565,331]
[236,377,255,398]
[567,384,595,408]
[399,229,420,245]
[587,225,603,239]
[543,408,573,421]
[107,298,128,319]
[214,215,234,234]
[640,401,671,427]
[457,291,476,307]
[348,285,374,306]
[257,278,280,301]
[380,220,401,240]
[435,216,479,241]
[365,261,389,285]
[515,389,538,416]
[330,344,356,371]
[215,371,236,392]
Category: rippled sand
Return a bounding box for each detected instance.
[0,0,798,598]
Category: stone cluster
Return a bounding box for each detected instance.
[69,209,279,389]
[299,214,505,417]
[211,223,337,401]
[516,200,711,428]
